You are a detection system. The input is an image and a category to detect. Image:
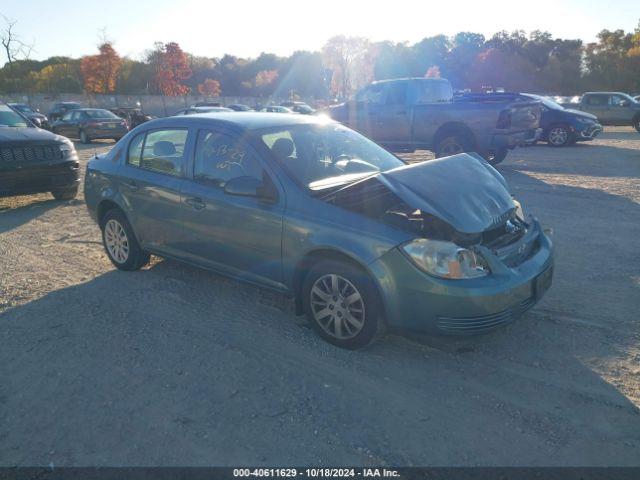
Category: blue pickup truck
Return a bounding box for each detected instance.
[326,78,542,165]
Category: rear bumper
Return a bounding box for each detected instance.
[369,218,554,335]
[0,161,80,197]
[491,128,542,150]
[86,126,128,139]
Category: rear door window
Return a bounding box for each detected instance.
[135,129,189,176]
[585,94,609,106]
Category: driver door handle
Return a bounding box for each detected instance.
[184,196,206,210]
[125,180,139,191]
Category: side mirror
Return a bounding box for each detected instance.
[620,100,630,107]
[223,175,276,202]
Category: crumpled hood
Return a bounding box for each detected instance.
[0,127,67,144]
[564,108,598,121]
[376,153,515,234]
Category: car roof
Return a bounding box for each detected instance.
[145,112,330,131]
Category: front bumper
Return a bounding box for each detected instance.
[369,218,554,335]
[576,123,603,141]
[491,128,542,150]
[0,160,80,197]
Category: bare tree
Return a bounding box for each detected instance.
[0,15,34,65]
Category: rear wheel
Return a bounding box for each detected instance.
[633,116,640,133]
[435,135,472,158]
[547,125,571,147]
[51,186,78,200]
[80,130,91,144]
[302,260,385,349]
[100,209,150,271]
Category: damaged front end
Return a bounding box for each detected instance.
[325,153,536,275]
[323,153,554,334]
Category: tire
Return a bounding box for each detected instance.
[80,130,91,144]
[435,135,472,158]
[100,208,150,271]
[302,260,385,349]
[51,186,78,200]
[482,148,508,166]
[633,116,640,133]
[547,125,571,147]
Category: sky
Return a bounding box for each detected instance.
[1,0,638,61]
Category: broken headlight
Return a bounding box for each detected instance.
[401,239,489,279]
[513,198,525,221]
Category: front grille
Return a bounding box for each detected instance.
[437,295,536,334]
[0,145,63,163]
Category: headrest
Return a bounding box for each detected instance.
[153,141,176,157]
[271,138,294,159]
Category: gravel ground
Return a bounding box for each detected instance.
[1,128,639,466]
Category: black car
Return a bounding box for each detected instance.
[0,103,80,200]
[8,103,50,129]
[48,102,82,123]
[522,94,603,146]
[282,101,315,114]
[51,108,129,143]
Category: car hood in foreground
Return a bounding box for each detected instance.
[373,153,514,235]
[0,127,68,144]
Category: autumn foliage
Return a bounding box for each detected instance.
[80,43,121,93]
[197,78,221,96]
[154,42,192,96]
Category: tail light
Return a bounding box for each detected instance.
[496,109,512,129]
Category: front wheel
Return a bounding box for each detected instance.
[482,149,508,166]
[302,260,385,349]
[547,125,571,147]
[101,209,150,271]
[633,116,640,133]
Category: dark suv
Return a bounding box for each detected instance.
[8,103,50,129]
[0,104,80,200]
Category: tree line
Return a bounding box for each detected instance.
[0,19,639,99]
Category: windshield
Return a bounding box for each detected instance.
[12,104,34,113]
[84,109,119,119]
[255,123,404,190]
[0,105,30,127]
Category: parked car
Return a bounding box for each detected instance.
[7,103,50,129]
[51,108,129,143]
[260,106,294,113]
[327,78,542,165]
[0,103,79,200]
[110,107,154,129]
[84,112,554,349]
[227,104,252,112]
[173,106,233,115]
[193,102,222,107]
[520,94,602,146]
[576,92,640,132]
[282,101,315,114]
[47,102,82,122]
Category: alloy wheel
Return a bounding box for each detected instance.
[310,274,366,340]
[548,127,568,146]
[104,219,129,264]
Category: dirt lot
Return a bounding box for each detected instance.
[1,128,639,466]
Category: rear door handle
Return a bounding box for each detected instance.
[184,197,206,210]
[125,180,139,191]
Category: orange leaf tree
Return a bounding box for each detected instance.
[80,43,121,93]
[197,78,221,96]
[154,42,192,96]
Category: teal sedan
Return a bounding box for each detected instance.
[84,113,554,349]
